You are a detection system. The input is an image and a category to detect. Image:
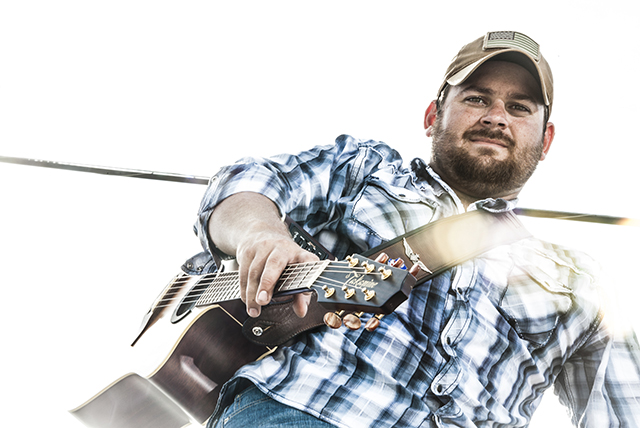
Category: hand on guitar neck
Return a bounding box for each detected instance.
[208,192,419,332]
[209,192,324,319]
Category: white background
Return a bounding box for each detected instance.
[1,1,638,427]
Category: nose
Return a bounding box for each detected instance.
[481,101,508,129]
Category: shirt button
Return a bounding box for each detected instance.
[433,383,444,395]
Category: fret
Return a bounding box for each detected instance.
[195,261,330,308]
[277,261,330,293]
[195,271,241,307]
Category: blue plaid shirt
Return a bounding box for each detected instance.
[196,135,640,427]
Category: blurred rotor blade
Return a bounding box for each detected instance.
[2,154,637,227]
[514,208,638,227]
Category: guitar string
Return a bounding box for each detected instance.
[147,281,349,310]
[153,269,388,308]
[148,264,394,310]
[193,265,386,298]
[154,262,377,301]
[152,264,337,303]
[148,278,381,310]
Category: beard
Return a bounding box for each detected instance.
[430,118,544,199]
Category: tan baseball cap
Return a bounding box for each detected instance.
[438,31,553,112]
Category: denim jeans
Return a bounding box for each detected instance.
[208,384,335,428]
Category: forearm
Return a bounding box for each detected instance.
[208,192,289,257]
[207,191,317,318]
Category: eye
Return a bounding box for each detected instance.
[509,103,532,114]
[464,96,487,105]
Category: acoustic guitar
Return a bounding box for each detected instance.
[70,254,415,428]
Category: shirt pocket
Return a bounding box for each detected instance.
[350,178,436,244]
[498,263,574,350]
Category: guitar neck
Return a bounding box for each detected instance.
[194,260,331,308]
[132,253,412,348]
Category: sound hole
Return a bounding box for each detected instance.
[171,283,206,323]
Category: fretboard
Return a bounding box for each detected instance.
[194,260,331,307]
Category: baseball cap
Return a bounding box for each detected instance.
[438,31,553,112]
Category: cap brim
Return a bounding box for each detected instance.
[446,49,551,107]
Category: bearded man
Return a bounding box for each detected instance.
[192,31,640,427]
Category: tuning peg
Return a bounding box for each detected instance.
[374,253,390,264]
[346,255,359,267]
[362,261,375,273]
[322,285,335,298]
[378,266,391,280]
[408,263,422,277]
[362,288,376,301]
[343,312,364,330]
[325,311,380,332]
[342,285,356,299]
[324,310,345,329]
[365,314,384,332]
[389,258,406,269]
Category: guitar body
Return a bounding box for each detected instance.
[70,373,193,428]
[71,295,274,427]
[147,300,270,422]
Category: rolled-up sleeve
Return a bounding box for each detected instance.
[194,134,403,258]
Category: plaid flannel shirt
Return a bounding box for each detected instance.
[196,135,640,427]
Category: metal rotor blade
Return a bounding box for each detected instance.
[0,154,209,185]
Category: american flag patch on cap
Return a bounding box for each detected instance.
[483,31,540,61]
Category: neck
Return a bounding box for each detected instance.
[428,163,520,210]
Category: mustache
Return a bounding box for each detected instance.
[462,129,515,147]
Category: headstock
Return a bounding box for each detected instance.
[310,254,414,315]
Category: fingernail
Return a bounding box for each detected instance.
[248,308,259,317]
[257,290,269,304]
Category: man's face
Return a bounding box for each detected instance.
[429,60,554,202]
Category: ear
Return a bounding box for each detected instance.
[424,101,438,137]
[540,122,555,161]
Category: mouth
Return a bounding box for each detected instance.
[469,137,509,148]
[463,128,514,150]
